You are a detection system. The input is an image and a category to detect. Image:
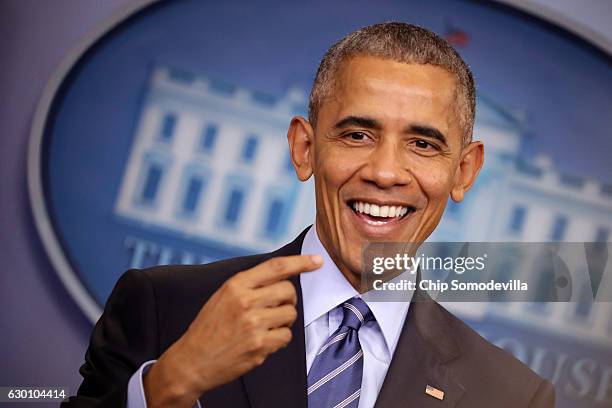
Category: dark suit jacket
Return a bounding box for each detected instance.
[63,228,555,407]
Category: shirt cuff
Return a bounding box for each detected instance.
[127,360,202,408]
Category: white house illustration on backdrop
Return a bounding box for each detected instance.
[115,66,316,251]
[114,65,612,348]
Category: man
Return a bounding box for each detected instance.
[64,23,555,407]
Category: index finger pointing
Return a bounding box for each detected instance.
[241,255,323,287]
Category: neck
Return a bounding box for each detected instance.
[313,219,407,293]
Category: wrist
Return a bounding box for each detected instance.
[143,344,203,407]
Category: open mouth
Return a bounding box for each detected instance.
[348,200,415,226]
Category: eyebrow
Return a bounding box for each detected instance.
[332,115,448,146]
[332,115,382,131]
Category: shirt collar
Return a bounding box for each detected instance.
[299,225,412,355]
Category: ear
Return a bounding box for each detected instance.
[450,141,484,202]
[287,116,315,181]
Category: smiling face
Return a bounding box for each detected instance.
[288,56,483,289]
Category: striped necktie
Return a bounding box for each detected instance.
[307,297,374,408]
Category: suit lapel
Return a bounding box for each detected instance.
[374,288,465,408]
[241,229,310,408]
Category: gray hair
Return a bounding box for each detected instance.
[308,22,476,144]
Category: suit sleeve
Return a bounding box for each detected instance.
[61,269,161,408]
[528,379,555,408]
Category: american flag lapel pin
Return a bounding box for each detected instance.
[425,385,445,401]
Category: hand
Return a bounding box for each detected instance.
[143,255,323,407]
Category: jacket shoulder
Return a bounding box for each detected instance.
[138,227,309,293]
[139,252,271,293]
[437,304,553,406]
[132,232,307,349]
[136,253,272,345]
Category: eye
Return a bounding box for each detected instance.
[347,132,368,141]
[341,131,373,145]
[410,139,441,156]
[414,139,434,149]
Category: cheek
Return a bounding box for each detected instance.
[315,145,361,192]
[412,159,455,202]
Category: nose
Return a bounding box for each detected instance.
[360,137,412,189]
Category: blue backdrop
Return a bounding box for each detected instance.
[16,0,612,407]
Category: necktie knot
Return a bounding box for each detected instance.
[341,297,373,331]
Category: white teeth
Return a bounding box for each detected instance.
[351,201,410,219]
[370,204,380,216]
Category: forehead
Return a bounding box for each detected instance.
[324,56,460,131]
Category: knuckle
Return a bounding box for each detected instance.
[286,306,297,322]
[280,280,295,293]
[286,285,297,301]
[242,313,260,332]
[224,278,241,295]
[268,258,286,274]
[280,327,292,343]
[233,271,247,284]
[236,295,252,310]
[247,333,265,351]
[253,355,266,366]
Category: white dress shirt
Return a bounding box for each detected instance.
[127,225,413,408]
